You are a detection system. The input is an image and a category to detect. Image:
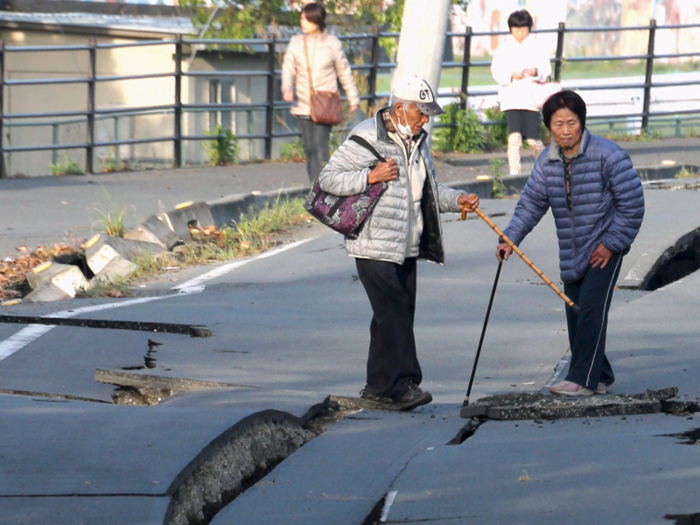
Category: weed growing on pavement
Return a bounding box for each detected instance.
[280,138,305,162]
[76,277,131,299]
[490,159,507,199]
[49,153,85,176]
[675,167,699,179]
[182,197,311,263]
[91,193,133,238]
[130,251,171,281]
[603,129,662,142]
[204,125,240,166]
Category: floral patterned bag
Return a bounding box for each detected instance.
[304,135,388,239]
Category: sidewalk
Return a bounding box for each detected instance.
[1,137,699,259]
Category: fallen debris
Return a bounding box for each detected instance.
[95,369,251,405]
[460,387,682,420]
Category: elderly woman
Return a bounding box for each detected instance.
[281,2,360,183]
[491,9,551,175]
[496,90,644,397]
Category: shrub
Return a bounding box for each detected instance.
[49,153,84,176]
[433,102,485,153]
[484,105,508,148]
[204,125,239,166]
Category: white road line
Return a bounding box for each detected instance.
[380,491,399,522]
[173,238,315,291]
[0,238,316,362]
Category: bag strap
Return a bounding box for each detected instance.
[348,135,386,163]
[303,37,315,96]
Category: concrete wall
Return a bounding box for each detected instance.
[0,29,276,176]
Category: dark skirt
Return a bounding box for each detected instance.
[505,110,541,140]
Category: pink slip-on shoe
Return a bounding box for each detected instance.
[595,382,614,395]
[550,380,594,397]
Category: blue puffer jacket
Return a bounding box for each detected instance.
[502,130,645,283]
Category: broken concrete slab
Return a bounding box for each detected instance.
[383,414,700,525]
[163,201,215,241]
[24,262,89,302]
[85,234,166,276]
[208,188,309,231]
[618,190,700,289]
[0,496,169,525]
[460,387,679,420]
[125,214,181,250]
[211,408,465,525]
[95,369,253,405]
[0,391,328,525]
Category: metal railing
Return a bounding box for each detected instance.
[1,20,699,177]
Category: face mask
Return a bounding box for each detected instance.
[395,105,413,137]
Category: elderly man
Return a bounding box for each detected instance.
[319,76,479,410]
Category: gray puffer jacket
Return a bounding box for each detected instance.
[318,109,464,264]
[502,130,645,283]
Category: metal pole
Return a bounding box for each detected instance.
[0,41,6,179]
[642,19,657,132]
[114,116,120,169]
[460,26,472,111]
[554,22,565,82]
[86,38,97,175]
[264,35,276,160]
[368,31,380,114]
[174,35,183,168]
[52,124,59,165]
[463,254,504,407]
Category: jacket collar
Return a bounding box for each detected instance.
[374,107,428,144]
[548,129,589,162]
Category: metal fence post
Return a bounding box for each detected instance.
[554,22,565,82]
[368,31,380,114]
[52,123,59,165]
[0,41,6,179]
[114,116,120,169]
[641,19,657,132]
[174,35,183,168]
[460,27,472,111]
[86,38,97,175]
[264,35,276,160]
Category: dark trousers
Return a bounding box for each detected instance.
[299,117,332,183]
[564,252,624,389]
[355,257,422,398]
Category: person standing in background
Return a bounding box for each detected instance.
[282,2,360,184]
[491,9,551,175]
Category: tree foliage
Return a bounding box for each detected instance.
[180,0,471,39]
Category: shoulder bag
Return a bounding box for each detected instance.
[304,135,388,238]
[304,36,343,126]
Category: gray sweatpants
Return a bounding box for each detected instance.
[299,117,332,184]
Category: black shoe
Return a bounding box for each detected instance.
[391,383,432,411]
[360,388,392,405]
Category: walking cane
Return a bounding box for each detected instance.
[463,250,505,407]
[462,208,579,314]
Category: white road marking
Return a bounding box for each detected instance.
[173,238,315,291]
[380,491,399,522]
[0,239,316,362]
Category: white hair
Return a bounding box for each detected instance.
[390,98,414,111]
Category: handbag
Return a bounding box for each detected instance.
[532,80,562,110]
[304,37,343,126]
[304,135,388,238]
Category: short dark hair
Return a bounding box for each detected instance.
[542,90,587,131]
[508,10,533,31]
[301,3,327,31]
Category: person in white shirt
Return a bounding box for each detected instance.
[490,10,551,175]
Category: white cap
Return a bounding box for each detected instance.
[391,75,444,116]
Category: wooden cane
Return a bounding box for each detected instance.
[462,208,579,314]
